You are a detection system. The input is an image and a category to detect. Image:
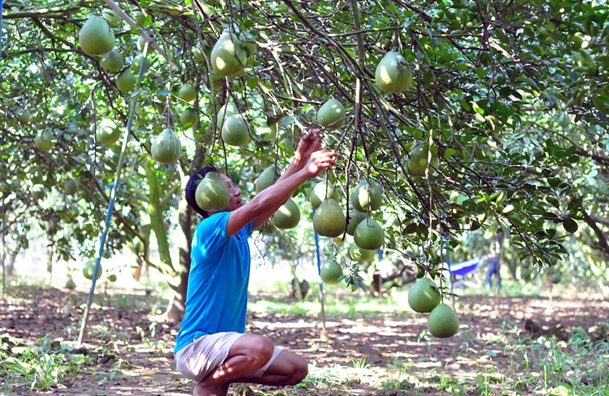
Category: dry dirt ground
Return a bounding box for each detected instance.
[0,284,608,395]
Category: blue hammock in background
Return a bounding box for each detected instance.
[449,257,485,289]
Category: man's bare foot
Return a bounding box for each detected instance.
[193,383,229,396]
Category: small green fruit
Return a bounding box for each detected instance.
[317,99,345,130]
[349,244,376,262]
[102,8,121,28]
[320,259,343,284]
[353,218,384,250]
[408,278,441,313]
[18,110,31,124]
[351,179,382,212]
[407,143,439,177]
[97,119,120,144]
[313,199,346,238]
[101,49,124,73]
[280,137,295,156]
[116,70,135,93]
[35,130,54,151]
[427,303,459,338]
[64,178,78,195]
[79,16,115,57]
[375,51,413,93]
[32,185,46,201]
[521,268,533,281]
[178,83,197,102]
[346,210,367,236]
[222,114,251,146]
[195,172,230,212]
[550,272,562,284]
[151,129,182,164]
[107,274,117,282]
[83,261,102,281]
[65,278,77,290]
[271,198,301,229]
[255,166,279,193]
[131,55,150,74]
[180,108,199,127]
[210,31,247,77]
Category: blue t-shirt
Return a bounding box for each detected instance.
[174,212,253,353]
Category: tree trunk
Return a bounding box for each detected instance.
[166,197,193,323]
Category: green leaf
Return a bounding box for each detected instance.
[563,217,578,233]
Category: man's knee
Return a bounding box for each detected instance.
[286,356,308,385]
[248,335,275,366]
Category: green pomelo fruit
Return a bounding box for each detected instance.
[353,218,385,250]
[256,124,277,141]
[346,209,367,236]
[217,102,238,127]
[211,31,247,77]
[131,55,150,74]
[64,178,78,195]
[375,51,413,93]
[407,143,439,177]
[551,272,562,284]
[271,198,301,229]
[193,46,206,62]
[222,114,251,146]
[116,70,135,93]
[97,119,120,144]
[32,171,44,184]
[317,99,345,130]
[210,73,223,90]
[408,278,441,313]
[102,8,121,28]
[180,108,199,127]
[35,130,54,151]
[83,261,103,281]
[313,199,346,238]
[151,128,182,164]
[18,110,31,124]
[351,179,382,212]
[79,16,115,57]
[255,166,279,193]
[349,244,376,262]
[101,49,124,73]
[32,185,46,201]
[133,11,148,25]
[521,268,533,281]
[195,172,230,212]
[107,274,117,282]
[178,83,196,102]
[320,259,343,285]
[427,303,460,338]
[65,278,77,290]
[310,181,335,209]
[137,36,152,53]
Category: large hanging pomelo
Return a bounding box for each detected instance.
[116,70,135,93]
[222,114,251,146]
[210,31,247,77]
[317,99,345,130]
[427,303,459,338]
[34,130,54,151]
[271,198,301,229]
[375,51,413,93]
[79,16,115,57]
[346,209,367,236]
[351,179,382,212]
[151,129,182,164]
[349,244,376,262]
[309,181,335,209]
[408,278,441,313]
[407,143,439,177]
[217,102,238,127]
[353,218,385,250]
[195,172,230,212]
[83,261,102,281]
[320,259,343,285]
[313,199,346,238]
[97,119,120,144]
[101,49,124,73]
[255,166,279,193]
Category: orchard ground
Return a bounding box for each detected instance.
[1,257,609,396]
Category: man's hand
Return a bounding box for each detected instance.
[305,149,337,177]
[295,129,322,162]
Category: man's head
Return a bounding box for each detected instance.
[185,165,243,218]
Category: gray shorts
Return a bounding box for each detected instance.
[175,332,283,383]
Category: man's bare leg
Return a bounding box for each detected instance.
[193,334,274,396]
